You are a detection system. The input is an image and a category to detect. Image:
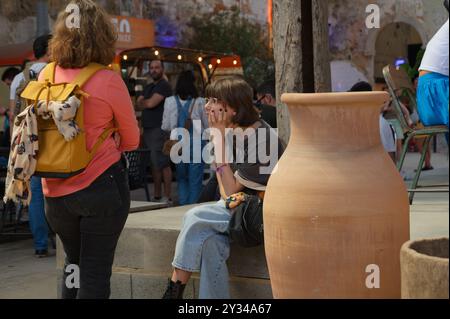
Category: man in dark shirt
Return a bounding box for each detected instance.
[255,80,277,128]
[137,60,173,204]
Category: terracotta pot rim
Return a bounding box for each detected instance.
[401,237,449,263]
[281,92,389,106]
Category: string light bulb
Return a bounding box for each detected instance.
[233,59,238,65]
[123,55,128,61]
[154,50,159,56]
[208,64,213,70]
[198,56,203,62]
[177,55,182,60]
[216,58,221,64]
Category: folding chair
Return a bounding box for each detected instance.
[383,64,448,203]
[124,149,152,202]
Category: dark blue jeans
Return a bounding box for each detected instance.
[29,177,48,250]
[176,162,205,205]
[45,158,130,299]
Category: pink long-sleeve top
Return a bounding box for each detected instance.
[39,65,140,197]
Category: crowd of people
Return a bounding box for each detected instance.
[0,0,447,301]
[134,60,277,207]
[0,0,281,300]
[1,34,52,257]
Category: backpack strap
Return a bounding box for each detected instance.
[88,127,119,160]
[22,64,32,82]
[174,95,183,110]
[40,63,114,159]
[75,64,115,159]
[188,98,196,119]
[38,62,105,86]
[72,63,106,88]
[39,62,57,83]
[175,95,193,116]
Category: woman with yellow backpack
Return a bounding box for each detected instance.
[26,0,139,298]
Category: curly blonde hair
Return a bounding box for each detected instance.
[50,0,117,68]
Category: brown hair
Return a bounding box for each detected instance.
[206,76,260,127]
[50,0,117,68]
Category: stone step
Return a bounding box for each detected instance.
[115,203,269,279]
[56,202,271,298]
[56,270,272,299]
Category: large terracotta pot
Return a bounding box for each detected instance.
[264,92,410,298]
[400,237,449,299]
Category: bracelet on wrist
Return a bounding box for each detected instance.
[215,163,228,174]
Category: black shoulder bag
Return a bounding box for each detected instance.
[227,192,264,248]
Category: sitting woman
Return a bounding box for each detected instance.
[162,76,284,299]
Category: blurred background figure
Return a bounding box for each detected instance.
[349,81,397,162]
[1,67,20,147]
[255,80,277,128]
[162,70,208,205]
[8,34,52,258]
[1,67,20,87]
[417,17,449,133]
[137,60,174,205]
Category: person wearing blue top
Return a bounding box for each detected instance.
[162,71,208,205]
[417,18,449,133]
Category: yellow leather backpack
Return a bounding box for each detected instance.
[19,62,116,178]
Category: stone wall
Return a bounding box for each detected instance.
[0,0,448,84]
[373,22,422,80]
[0,0,268,47]
[328,0,448,85]
[0,0,141,44]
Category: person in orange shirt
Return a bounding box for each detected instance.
[41,0,140,299]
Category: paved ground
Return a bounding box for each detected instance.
[405,152,449,240]
[0,152,447,299]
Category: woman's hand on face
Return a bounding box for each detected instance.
[208,107,228,139]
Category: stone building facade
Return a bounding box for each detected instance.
[0,0,269,46]
[328,0,448,89]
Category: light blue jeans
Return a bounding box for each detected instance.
[172,200,231,299]
[29,176,48,250]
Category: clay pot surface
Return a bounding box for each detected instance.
[264,92,410,298]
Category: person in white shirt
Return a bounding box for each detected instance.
[349,81,397,161]
[8,34,52,258]
[417,19,449,129]
[161,71,208,205]
[9,34,52,125]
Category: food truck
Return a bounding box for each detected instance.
[111,16,243,97]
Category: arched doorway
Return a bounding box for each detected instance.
[374,22,423,84]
